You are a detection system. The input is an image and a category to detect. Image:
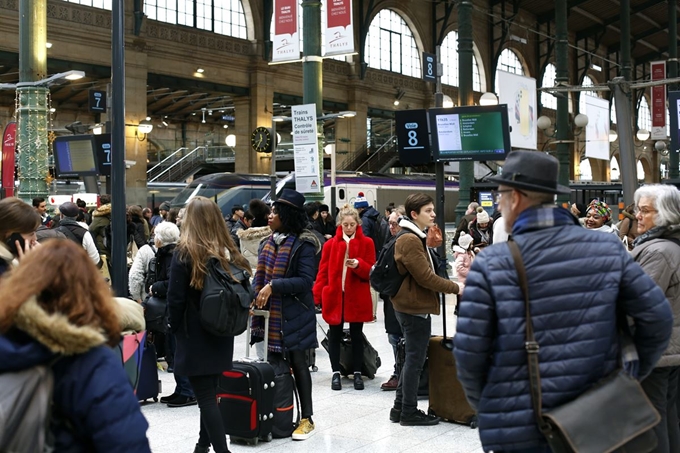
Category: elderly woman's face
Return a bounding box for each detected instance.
[585,208,606,229]
[635,196,657,235]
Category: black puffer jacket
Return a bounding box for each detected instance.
[150,243,176,298]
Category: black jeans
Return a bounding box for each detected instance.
[328,322,364,374]
[393,311,431,416]
[641,366,680,453]
[188,375,228,453]
[288,349,314,419]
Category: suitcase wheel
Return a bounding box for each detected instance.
[259,432,273,442]
[468,415,478,429]
[311,365,318,372]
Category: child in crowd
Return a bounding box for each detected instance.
[453,232,475,284]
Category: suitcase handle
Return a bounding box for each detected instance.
[246,309,270,360]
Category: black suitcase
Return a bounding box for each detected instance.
[269,354,298,439]
[137,340,160,403]
[217,309,276,445]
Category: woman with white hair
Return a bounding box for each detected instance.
[128,222,179,303]
[631,184,680,453]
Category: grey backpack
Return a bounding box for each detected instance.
[0,362,57,453]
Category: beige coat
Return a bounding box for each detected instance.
[392,219,458,315]
[237,225,271,271]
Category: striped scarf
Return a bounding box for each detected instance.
[251,234,295,353]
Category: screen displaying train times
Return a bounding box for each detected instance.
[53,136,99,177]
[429,105,511,161]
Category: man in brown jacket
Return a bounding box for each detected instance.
[389,193,461,426]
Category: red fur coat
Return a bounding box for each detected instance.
[313,225,375,325]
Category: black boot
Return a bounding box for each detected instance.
[354,372,364,390]
[331,372,342,390]
[193,445,210,453]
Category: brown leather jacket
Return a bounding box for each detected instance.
[392,219,459,315]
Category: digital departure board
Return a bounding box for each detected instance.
[53,135,99,177]
[429,105,511,162]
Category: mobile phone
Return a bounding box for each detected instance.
[5,232,25,256]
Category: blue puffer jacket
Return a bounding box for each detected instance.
[454,206,673,453]
[0,297,150,452]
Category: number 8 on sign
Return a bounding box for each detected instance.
[428,62,433,76]
[408,130,418,147]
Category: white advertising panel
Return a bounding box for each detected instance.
[292,104,321,194]
[324,0,354,56]
[272,0,300,63]
[585,96,611,161]
[497,71,537,150]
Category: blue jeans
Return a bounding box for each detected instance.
[393,311,430,415]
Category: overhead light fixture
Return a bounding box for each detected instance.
[92,124,103,135]
[223,124,228,129]
[145,116,151,121]
[208,110,213,115]
[636,129,650,142]
[45,42,53,49]
[609,129,618,142]
[137,119,153,134]
[196,68,205,74]
[591,63,602,72]
[479,92,499,106]
[574,113,589,128]
[64,71,85,81]
[225,134,236,147]
[49,107,56,113]
[393,87,405,106]
[442,95,455,108]
[161,120,169,127]
[338,111,357,118]
[510,34,527,44]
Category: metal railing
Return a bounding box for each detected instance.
[355,135,399,173]
[148,146,237,183]
[146,147,189,181]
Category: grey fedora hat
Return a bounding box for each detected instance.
[488,150,570,195]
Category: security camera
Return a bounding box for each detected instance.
[124,160,137,168]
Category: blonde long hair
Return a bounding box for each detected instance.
[176,197,251,289]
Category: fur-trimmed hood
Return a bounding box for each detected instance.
[237,225,271,241]
[13,296,108,355]
[0,242,14,264]
[300,229,323,254]
[93,203,112,217]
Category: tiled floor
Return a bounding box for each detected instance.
[142,295,484,453]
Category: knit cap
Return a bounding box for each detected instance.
[354,192,369,209]
[458,232,473,250]
[476,206,490,224]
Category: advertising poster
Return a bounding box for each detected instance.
[272,0,300,62]
[1,122,16,197]
[292,104,320,194]
[325,0,354,56]
[497,71,537,150]
[651,61,667,140]
[585,96,610,160]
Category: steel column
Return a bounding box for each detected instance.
[455,0,474,220]
[668,0,678,178]
[555,0,570,206]
[302,0,323,202]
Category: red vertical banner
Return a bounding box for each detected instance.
[325,0,354,56]
[1,122,16,198]
[651,61,666,140]
[272,0,299,62]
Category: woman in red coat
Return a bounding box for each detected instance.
[313,204,375,391]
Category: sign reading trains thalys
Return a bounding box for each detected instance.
[395,109,432,165]
[292,104,321,194]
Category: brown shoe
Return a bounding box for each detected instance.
[381,375,399,391]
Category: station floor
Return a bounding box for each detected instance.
[141,295,484,453]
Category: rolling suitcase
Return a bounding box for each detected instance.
[217,309,275,445]
[428,294,477,427]
[137,340,161,403]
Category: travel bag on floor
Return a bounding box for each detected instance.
[428,294,477,427]
[320,328,381,379]
[137,341,161,403]
[268,353,300,439]
[217,310,275,445]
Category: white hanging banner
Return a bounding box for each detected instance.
[497,71,537,150]
[585,96,611,161]
[324,0,354,57]
[292,104,321,194]
[651,61,667,140]
[272,0,300,63]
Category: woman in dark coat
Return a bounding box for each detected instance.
[127,205,149,248]
[167,196,252,453]
[251,189,321,441]
[313,204,375,391]
[315,204,336,239]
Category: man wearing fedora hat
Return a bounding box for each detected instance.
[453,151,672,452]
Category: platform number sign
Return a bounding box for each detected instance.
[93,133,112,176]
[395,109,432,165]
[422,52,436,82]
[88,89,106,113]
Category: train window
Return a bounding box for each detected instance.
[339,189,345,200]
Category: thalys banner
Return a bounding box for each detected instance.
[272,0,300,62]
[325,0,354,57]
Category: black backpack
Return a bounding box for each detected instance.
[369,229,412,297]
[144,246,158,292]
[198,258,254,337]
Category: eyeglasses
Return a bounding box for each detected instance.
[634,206,657,216]
[388,221,399,227]
[493,188,529,202]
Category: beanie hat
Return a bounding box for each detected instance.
[476,206,490,224]
[319,204,329,213]
[458,232,473,250]
[354,192,369,209]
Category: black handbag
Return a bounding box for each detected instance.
[142,296,167,333]
[508,240,660,453]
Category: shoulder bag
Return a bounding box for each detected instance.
[508,239,660,453]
